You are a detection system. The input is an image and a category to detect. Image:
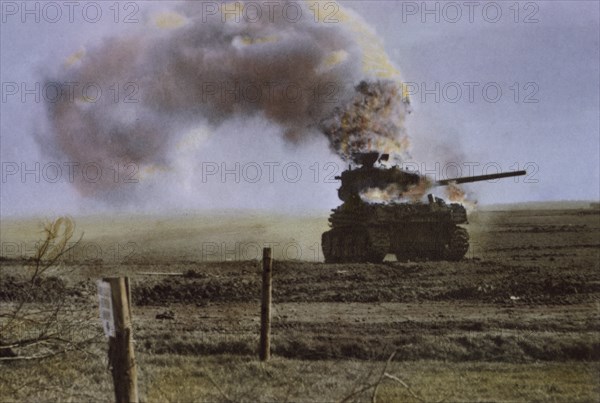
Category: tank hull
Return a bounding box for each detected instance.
[322,200,469,263]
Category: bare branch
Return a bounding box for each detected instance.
[372,351,396,403]
[383,373,426,402]
[0,217,95,363]
[205,372,233,403]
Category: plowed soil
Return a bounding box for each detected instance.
[2,207,597,363]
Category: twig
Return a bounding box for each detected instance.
[0,349,66,361]
[383,373,426,402]
[371,351,396,403]
[340,380,380,403]
[340,357,388,403]
[340,359,379,403]
[205,372,233,402]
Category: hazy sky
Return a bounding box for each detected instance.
[1,1,598,217]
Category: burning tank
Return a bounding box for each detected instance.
[322,152,526,263]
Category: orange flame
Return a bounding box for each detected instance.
[360,177,433,204]
[444,182,478,210]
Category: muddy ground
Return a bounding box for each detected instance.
[126,209,600,362]
[1,207,599,400]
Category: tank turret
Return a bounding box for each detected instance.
[336,152,526,203]
[322,153,526,263]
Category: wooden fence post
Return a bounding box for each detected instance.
[104,277,138,403]
[259,248,272,361]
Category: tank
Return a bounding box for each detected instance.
[322,152,526,263]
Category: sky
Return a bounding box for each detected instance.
[0,0,598,217]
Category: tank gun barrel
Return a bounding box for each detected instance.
[435,170,526,186]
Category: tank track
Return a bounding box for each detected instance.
[442,226,469,261]
[322,227,388,263]
[324,225,469,263]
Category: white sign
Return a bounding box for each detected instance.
[97,280,115,337]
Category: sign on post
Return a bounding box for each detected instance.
[97,280,115,337]
[97,277,138,403]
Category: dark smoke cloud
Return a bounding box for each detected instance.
[321,80,410,162]
[41,1,409,198]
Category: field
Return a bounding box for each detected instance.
[1,205,599,402]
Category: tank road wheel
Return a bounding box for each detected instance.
[323,229,386,263]
[348,232,367,263]
[337,231,367,263]
[322,230,357,263]
[443,227,469,261]
[366,251,386,264]
[395,249,417,263]
[322,231,339,263]
[364,233,387,264]
[342,235,355,262]
[323,229,374,263]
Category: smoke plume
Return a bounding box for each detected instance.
[40,0,411,199]
[321,80,410,162]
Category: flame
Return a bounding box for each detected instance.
[403,177,433,201]
[321,80,410,161]
[360,177,433,204]
[360,184,401,203]
[445,182,465,202]
[445,182,478,210]
[309,0,414,170]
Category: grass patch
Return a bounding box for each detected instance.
[137,329,600,363]
[2,352,597,402]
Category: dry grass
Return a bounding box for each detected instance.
[1,352,598,402]
[0,212,329,264]
[1,208,598,401]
